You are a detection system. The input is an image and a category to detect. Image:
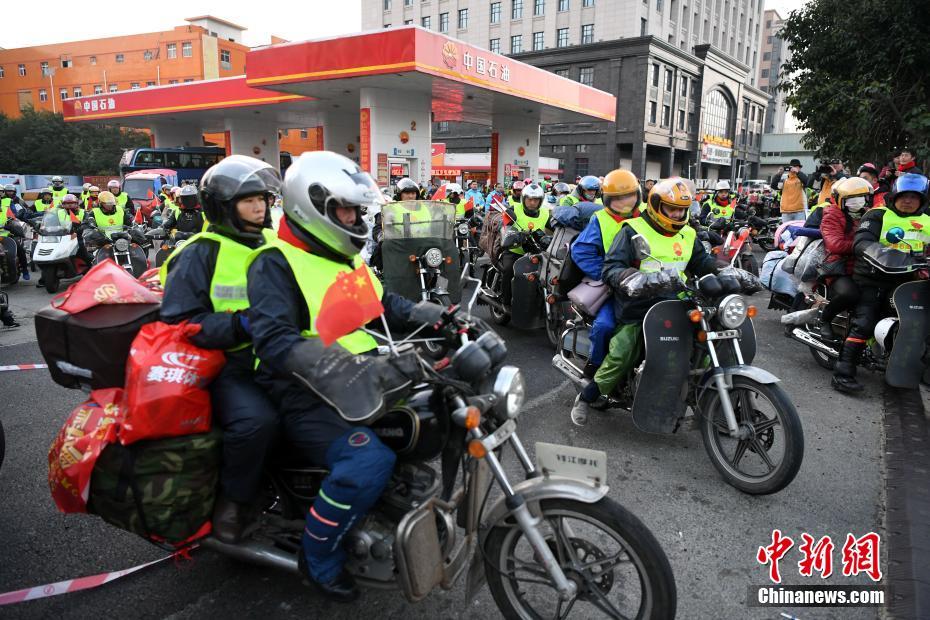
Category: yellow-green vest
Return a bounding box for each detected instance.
[623,217,695,280]
[509,203,551,255]
[113,192,130,210]
[57,208,85,226]
[0,203,8,237]
[34,199,54,212]
[594,208,626,254]
[382,202,432,237]
[246,237,381,355]
[50,187,68,205]
[874,207,930,253]
[705,199,735,220]
[92,206,125,234]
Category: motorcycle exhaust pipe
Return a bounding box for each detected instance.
[480,292,507,312]
[200,536,299,574]
[790,327,839,358]
[551,354,588,389]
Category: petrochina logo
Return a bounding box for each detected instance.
[442,42,458,69]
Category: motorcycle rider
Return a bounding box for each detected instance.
[1,185,27,219]
[163,184,205,234]
[48,176,68,205]
[245,151,435,602]
[0,190,29,280]
[85,190,133,235]
[443,183,472,219]
[160,155,282,543]
[571,178,721,425]
[570,169,642,377]
[643,179,657,195]
[500,183,551,311]
[831,173,930,393]
[32,188,56,217]
[816,177,873,342]
[700,180,736,224]
[561,175,602,207]
[84,185,100,211]
[370,178,432,270]
[552,182,571,206]
[80,182,92,206]
[507,180,525,208]
[107,179,136,215]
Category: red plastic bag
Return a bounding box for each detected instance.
[48,388,125,514]
[120,321,225,445]
[52,259,161,314]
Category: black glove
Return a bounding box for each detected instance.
[409,300,446,325]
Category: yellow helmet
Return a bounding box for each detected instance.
[831,176,873,214]
[647,178,693,233]
[602,169,641,215]
[97,190,116,206]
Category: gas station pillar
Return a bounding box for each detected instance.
[151,123,203,148]
[359,88,432,187]
[492,113,541,185]
[223,118,280,167]
[319,111,362,166]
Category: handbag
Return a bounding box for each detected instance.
[817,256,848,278]
[568,277,610,316]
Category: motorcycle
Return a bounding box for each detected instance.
[552,234,804,495]
[147,229,195,268]
[455,214,483,271]
[540,224,584,347]
[752,217,782,253]
[478,226,550,330]
[783,229,930,386]
[709,219,760,276]
[32,211,87,294]
[84,225,149,277]
[202,267,677,617]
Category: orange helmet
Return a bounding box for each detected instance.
[602,169,641,215]
[647,179,693,233]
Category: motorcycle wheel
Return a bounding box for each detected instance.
[699,376,804,495]
[41,266,59,294]
[809,346,836,370]
[421,293,452,359]
[485,497,676,620]
[545,303,566,348]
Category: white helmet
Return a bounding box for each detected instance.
[89,185,100,193]
[521,182,545,207]
[445,183,463,196]
[82,182,92,191]
[282,151,385,259]
[715,180,731,191]
[107,179,120,190]
[874,317,898,354]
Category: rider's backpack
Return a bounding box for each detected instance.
[87,427,221,548]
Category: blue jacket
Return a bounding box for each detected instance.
[571,214,609,280]
[464,188,486,209]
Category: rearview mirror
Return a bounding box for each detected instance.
[885,227,905,244]
[631,234,652,259]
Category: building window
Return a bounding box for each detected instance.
[131,82,140,90]
[94,84,103,95]
[702,89,733,141]
[39,89,47,102]
[73,86,82,98]
[534,0,544,15]
[109,84,118,92]
[0,67,4,79]
[422,16,431,29]
[641,18,648,35]
[491,1,501,22]
[767,35,773,43]
[552,145,566,153]
[405,0,412,4]
[678,109,686,130]
[688,111,695,131]
[41,62,49,76]
[115,54,124,63]
[578,66,594,86]
[168,79,179,84]
[664,68,673,90]
[439,13,449,32]
[651,63,659,87]
[556,28,569,47]
[512,0,523,19]
[59,88,68,100]
[383,0,391,9]
[511,34,523,53]
[760,69,769,78]
[649,101,657,124]
[763,51,771,61]
[558,0,569,10]
[90,56,97,65]
[437,121,450,133]
[576,144,588,152]
[555,68,570,78]
[661,105,670,127]
[582,0,594,6]
[575,158,589,176]
[18,64,25,76]
[656,0,663,11]
[184,78,194,82]
[220,49,231,70]
[146,81,156,87]
[298,129,308,138]
[680,75,688,97]
[532,32,544,50]
[490,38,501,53]
[458,8,468,28]
[180,41,192,58]
[404,19,413,24]
[61,57,72,68]
[167,43,177,59]
[581,24,594,44]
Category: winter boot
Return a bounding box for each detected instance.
[832,339,865,393]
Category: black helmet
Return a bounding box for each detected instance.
[179,184,199,210]
[394,178,421,201]
[199,155,282,239]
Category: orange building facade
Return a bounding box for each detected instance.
[0,16,320,156]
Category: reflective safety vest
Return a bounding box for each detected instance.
[113,192,130,210]
[34,199,54,212]
[0,204,9,237]
[92,206,125,234]
[50,187,68,205]
[705,199,734,220]
[383,202,432,235]
[80,191,89,204]
[246,237,381,355]
[594,208,631,254]
[508,203,551,255]
[874,207,930,253]
[623,216,695,280]
[559,194,580,208]
[508,195,522,209]
[57,208,85,226]
[808,201,827,216]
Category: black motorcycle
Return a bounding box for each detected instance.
[147,229,196,268]
[553,234,804,495]
[478,228,550,329]
[84,225,149,277]
[455,214,483,270]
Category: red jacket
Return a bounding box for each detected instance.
[821,205,859,275]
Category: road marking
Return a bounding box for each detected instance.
[522,379,570,413]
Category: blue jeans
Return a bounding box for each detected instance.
[589,302,617,366]
[781,211,806,223]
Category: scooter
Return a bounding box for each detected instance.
[32,211,86,294]
[552,234,804,495]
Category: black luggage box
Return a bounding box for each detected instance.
[35,303,161,389]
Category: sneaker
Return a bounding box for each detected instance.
[570,394,591,426]
[21,270,29,281]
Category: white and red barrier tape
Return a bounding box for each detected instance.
[0,364,47,372]
[0,547,195,607]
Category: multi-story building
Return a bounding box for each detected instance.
[757,9,789,133]
[367,0,765,81]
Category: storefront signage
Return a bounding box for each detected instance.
[431,167,461,176]
[73,97,117,114]
[443,41,512,84]
[701,142,732,166]
[391,147,415,157]
[702,134,733,149]
[359,108,371,173]
[377,153,389,185]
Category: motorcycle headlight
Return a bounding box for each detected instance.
[113,238,130,252]
[493,366,525,419]
[423,247,443,268]
[457,222,470,236]
[717,294,748,329]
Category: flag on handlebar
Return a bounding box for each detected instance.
[315,265,384,346]
[431,184,447,201]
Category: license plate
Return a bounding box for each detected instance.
[706,329,739,340]
[535,442,607,485]
[480,419,516,451]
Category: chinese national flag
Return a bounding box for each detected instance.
[315,265,384,346]
[464,196,475,214]
[431,184,447,201]
[133,207,144,225]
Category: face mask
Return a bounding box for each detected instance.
[845,196,867,213]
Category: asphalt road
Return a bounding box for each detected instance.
[0,273,888,619]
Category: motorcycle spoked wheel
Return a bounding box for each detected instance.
[699,376,804,495]
[485,498,676,620]
[420,293,452,359]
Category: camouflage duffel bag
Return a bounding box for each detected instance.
[87,427,222,547]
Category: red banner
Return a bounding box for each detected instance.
[359,108,371,174]
[490,132,499,185]
[431,168,461,177]
[315,125,324,151]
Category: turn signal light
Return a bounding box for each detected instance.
[546,294,557,304]
[409,254,417,262]
[747,305,758,318]
[688,309,703,323]
[468,439,487,458]
[696,330,707,342]
[464,406,481,430]
[445,256,454,264]
[530,256,540,265]
[711,247,720,255]
[550,276,559,285]
[526,273,537,282]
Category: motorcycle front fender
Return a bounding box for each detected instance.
[464,475,609,601]
[698,364,780,413]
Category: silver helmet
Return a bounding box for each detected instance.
[282,151,385,259]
